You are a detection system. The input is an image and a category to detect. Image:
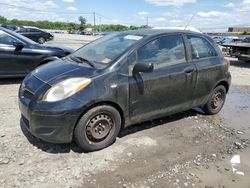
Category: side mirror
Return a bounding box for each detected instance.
[133,62,154,74]
[13,41,24,51]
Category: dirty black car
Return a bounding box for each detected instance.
[19,30,231,151]
[0,27,73,78]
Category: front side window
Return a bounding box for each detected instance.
[188,35,217,60]
[137,35,186,69]
[0,30,18,45]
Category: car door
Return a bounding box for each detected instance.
[30,29,41,42]
[186,35,223,107]
[129,34,197,123]
[17,28,30,39]
[0,30,39,76]
[0,30,24,76]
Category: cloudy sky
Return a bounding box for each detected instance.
[0,0,250,31]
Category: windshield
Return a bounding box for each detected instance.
[71,32,144,67]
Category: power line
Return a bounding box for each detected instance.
[95,13,132,26]
[0,3,137,28]
[0,2,136,26]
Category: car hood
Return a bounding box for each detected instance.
[32,58,99,85]
[38,44,74,54]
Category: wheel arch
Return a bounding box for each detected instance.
[215,80,229,93]
[73,101,126,132]
[39,56,59,66]
[202,79,230,108]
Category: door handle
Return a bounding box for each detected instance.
[184,67,195,74]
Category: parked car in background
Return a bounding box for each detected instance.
[0,27,73,78]
[77,30,86,35]
[16,27,54,44]
[19,29,231,152]
[211,36,223,43]
[218,37,242,45]
[77,30,93,35]
[0,24,21,31]
[243,37,250,43]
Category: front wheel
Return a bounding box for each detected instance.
[74,105,121,152]
[38,37,45,44]
[203,85,226,115]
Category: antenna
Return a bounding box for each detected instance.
[184,12,196,30]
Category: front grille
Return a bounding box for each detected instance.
[21,74,45,100]
[24,74,44,93]
[23,89,34,99]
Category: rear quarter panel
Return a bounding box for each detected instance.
[191,56,227,107]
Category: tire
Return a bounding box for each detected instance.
[203,85,226,115]
[74,105,121,152]
[38,37,45,44]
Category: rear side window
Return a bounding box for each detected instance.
[137,35,186,69]
[187,35,217,60]
[30,28,39,32]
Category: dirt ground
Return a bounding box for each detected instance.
[0,34,250,188]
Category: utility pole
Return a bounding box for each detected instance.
[93,12,96,32]
[146,16,148,27]
[99,17,102,32]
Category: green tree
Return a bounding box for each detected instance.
[68,22,77,34]
[0,16,7,24]
[0,15,150,32]
[241,30,250,35]
[78,16,87,30]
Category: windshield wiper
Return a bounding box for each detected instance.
[71,56,95,68]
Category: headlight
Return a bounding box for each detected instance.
[43,77,92,102]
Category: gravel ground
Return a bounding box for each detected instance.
[0,34,250,188]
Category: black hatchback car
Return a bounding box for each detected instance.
[0,27,73,77]
[16,27,54,44]
[19,30,231,151]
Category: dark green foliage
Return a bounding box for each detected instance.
[241,30,250,35]
[0,15,150,31]
[0,16,7,24]
[78,16,87,30]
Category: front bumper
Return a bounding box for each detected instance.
[47,35,54,41]
[19,97,81,143]
[18,75,85,144]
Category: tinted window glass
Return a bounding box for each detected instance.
[188,35,217,59]
[0,30,17,45]
[30,28,39,32]
[137,35,186,69]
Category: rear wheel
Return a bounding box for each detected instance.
[203,85,226,115]
[74,105,121,152]
[38,37,45,44]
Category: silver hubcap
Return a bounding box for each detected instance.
[86,114,113,142]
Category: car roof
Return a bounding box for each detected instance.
[120,29,203,37]
[0,26,20,33]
